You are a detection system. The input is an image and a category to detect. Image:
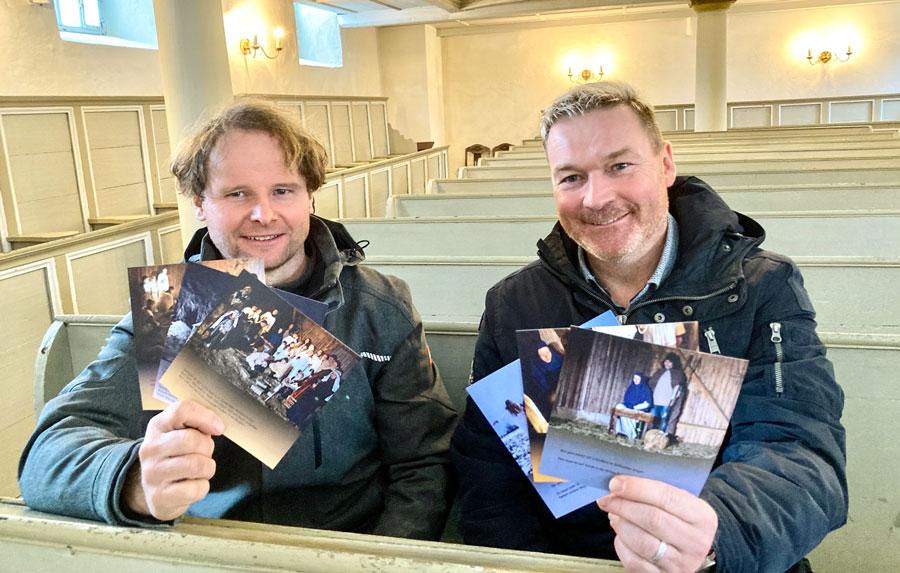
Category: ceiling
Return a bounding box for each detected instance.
[301,0,887,31]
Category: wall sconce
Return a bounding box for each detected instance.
[568,66,605,83]
[807,45,852,65]
[240,27,285,59]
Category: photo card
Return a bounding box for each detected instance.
[128,258,264,410]
[540,328,747,495]
[159,272,358,469]
[516,327,569,483]
[154,266,328,406]
[519,321,699,483]
[464,312,617,518]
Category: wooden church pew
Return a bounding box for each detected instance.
[388,186,900,218]
[364,256,900,336]
[25,315,900,573]
[484,146,900,166]
[457,164,900,188]
[499,135,900,157]
[0,498,618,572]
[344,211,900,259]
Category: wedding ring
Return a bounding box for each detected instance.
[651,540,668,563]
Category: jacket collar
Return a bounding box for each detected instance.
[537,176,765,304]
[183,215,366,313]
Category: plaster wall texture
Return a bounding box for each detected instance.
[729,4,900,101]
[440,2,900,172]
[440,18,692,171]
[0,1,162,96]
[378,25,438,151]
[222,0,383,97]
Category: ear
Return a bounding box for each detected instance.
[661,141,677,186]
[194,194,207,221]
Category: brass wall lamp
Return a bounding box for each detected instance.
[807,45,853,65]
[240,27,285,59]
[568,66,605,83]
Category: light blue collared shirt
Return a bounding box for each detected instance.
[577,213,679,310]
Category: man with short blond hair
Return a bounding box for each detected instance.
[452,81,847,572]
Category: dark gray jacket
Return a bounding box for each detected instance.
[451,177,847,572]
[19,216,457,540]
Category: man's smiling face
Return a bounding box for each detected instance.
[195,129,312,287]
[546,105,676,269]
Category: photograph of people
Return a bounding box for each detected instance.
[614,372,653,439]
[648,352,688,439]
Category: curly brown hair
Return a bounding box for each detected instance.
[170,100,329,200]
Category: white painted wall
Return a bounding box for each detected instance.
[730,4,900,101]
[0,1,162,96]
[223,0,383,98]
[439,2,900,170]
[0,0,382,99]
[378,25,446,153]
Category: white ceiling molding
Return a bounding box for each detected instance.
[337,0,900,29]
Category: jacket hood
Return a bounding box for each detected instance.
[537,176,765,302]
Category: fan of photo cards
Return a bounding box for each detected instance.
[128,260,357,469]
[467,312,748,518]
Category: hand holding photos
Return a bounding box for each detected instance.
[158,272,357,469]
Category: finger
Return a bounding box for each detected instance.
[611,513,685,572]
[606,476,712,525]
[143,428,216,459]
[148,400,225,437]
[146,478,212,521]
[143,453,217,485]
[601,495,691,542]
[614,532,661,573]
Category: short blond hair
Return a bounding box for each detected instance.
[540,81,664,152]
[171,100,328,199]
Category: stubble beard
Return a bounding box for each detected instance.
[569,201,668,268]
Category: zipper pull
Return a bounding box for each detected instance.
[617,314,627,325]
[704,327,721,354]
[770,322,784,395]
[769,322,782,344]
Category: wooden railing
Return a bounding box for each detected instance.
[0,95,406,253]
[655,92,900,131]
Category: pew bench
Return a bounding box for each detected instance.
[0,497,617,572]
[153,202,179,212]
[7,231,81,250]
[29,315,900,572]
[88,215,151,231]
[389,186,900,218]
[344,211,900,260]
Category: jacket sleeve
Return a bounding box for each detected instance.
[700,257,848,572]
[369,299,458,541]
[17,315,160,526]
[450,290,556,552]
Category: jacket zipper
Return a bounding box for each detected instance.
[704,327,721,354]
[770,322,784,395]
[621,281,738,322]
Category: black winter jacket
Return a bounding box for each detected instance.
[451,176,847,572]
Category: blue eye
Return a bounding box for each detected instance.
[611,162,632,172]
[558,174,580,185]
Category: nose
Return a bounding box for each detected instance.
[582,173,614,210]
[250,196,276,224]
